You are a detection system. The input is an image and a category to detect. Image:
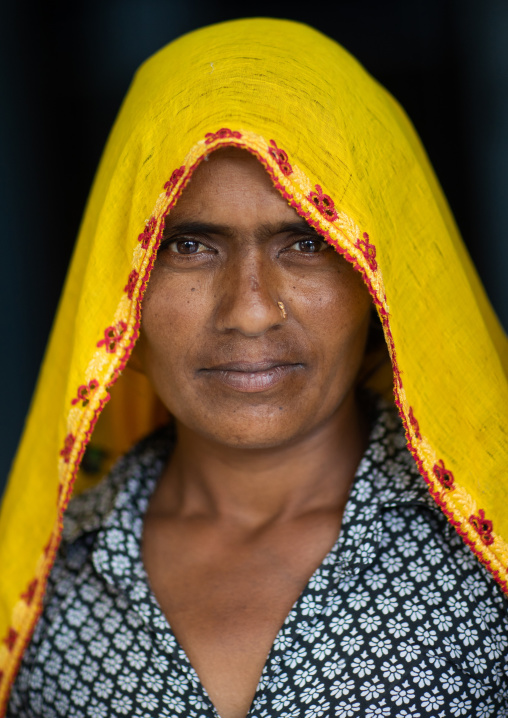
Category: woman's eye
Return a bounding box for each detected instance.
[169,238,206,254]
[290,238,328,253]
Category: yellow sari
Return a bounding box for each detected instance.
[0,18,506,710]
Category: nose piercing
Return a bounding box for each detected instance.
[277,301,287,320]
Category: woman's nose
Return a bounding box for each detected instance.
[214,255,284,336]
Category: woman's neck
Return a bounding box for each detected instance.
[151,390,370,529]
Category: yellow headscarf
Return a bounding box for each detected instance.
[1,17,507,710]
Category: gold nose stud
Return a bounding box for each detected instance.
[277,301,287,320]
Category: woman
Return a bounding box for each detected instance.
[1,17,507,718]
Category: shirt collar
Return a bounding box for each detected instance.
[63,400,439,584]
[62,426,172,544]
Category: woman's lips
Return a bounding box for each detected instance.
[200,361,303,393]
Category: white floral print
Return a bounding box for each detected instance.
[8,401,508,718]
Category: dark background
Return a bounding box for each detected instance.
[1,0,507,495]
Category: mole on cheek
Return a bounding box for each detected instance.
[191,287,196,292]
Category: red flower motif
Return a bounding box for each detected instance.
[97,321,128,353]
[137,216,157,249]
[268,140,293,176]
[433,459,455,490]
[59,433,75,463]
[308,185,338,222]
[469,509,494,546]
[408,407,422,441]
[4,628,18,651]
[205,128,242,145]
[124,269,139,300]
[21,579,38,606]
[71,379,99,407]
[356,232,377,272]
[164,166,185,195]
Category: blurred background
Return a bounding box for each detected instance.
[1,0,507,494]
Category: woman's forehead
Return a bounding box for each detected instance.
[164,147,303,232]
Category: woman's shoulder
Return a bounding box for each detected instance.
[63,424,173,544]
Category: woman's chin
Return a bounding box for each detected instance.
[175,406,313,451]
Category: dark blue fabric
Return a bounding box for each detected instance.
[8,402,508,717]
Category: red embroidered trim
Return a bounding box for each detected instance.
[225,139,506,594]
[71,380,99,407]
[432,459,455,490]
[164,166,185,195]
[59,434,75,464]
[248,139,507,595]
[137,217,157,249]
[469,510,495,546]
[20,580,38,606]
[407,407,422,441]
[5,131,508,717]
[205,128,242,145]
[308,184,338,222]
[97,322,128,353]
[356,232,377,272]
[268,140,293,176]
[124,270,139,300]
[3,630,17,652]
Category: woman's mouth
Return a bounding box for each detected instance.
[200,361,304,393]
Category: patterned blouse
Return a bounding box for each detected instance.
[8,402,508,718]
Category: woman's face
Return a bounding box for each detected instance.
[139,148,372,449]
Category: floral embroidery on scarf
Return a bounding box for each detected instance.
[205,128,242,145]
[469,509,494,546]
[71,380,99,407]
[5,133,508,716]
[3,630,17,652]
[20,580,38,606]
[97,322,127,353]
[124,270,139,300]
[356,232,377,272]
[433,459,455,490]
[308,184,338,221]
[164,166,185,195]
[408,407,422,441]
[59,434,76,464]
[268,140,293,176]
[137,217,157,249]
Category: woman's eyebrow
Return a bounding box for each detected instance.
[256,220,322,240]
[162,221,235,238]
[163,219,321,241]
